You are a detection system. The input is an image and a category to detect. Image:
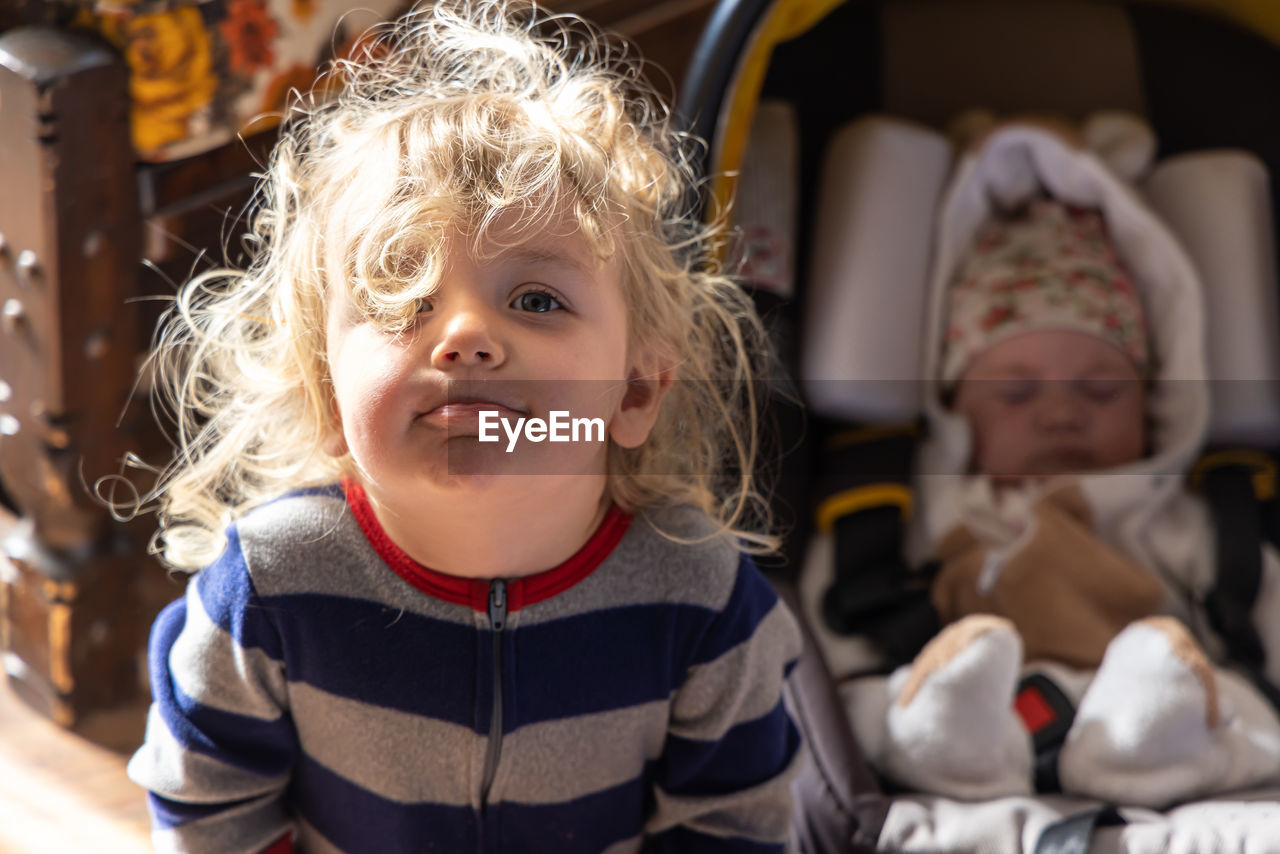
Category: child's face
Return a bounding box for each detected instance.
[324,217,665,500]
[951,329,1147,480]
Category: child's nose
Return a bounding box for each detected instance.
[431,304,505,369]
[1036,385,1086,430]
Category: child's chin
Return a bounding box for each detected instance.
[444,437,609,479]
[437,471,516,491]
[438,447,527,482]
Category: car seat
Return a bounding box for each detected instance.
[676,1,1280,851]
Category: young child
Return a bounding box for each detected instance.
[125,3,802,852]
[813,119,1280,810]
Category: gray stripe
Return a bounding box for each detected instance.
[290,681,480,807]
[175,580,288,720]
[494,699,670,804]
[522,505,742,626]
[289,684,673,809]
[671,601,801,740]
[128,704,290,803]
[236,493,477,628]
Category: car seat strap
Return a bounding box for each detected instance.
[818,423,942,664]
[1190,451,1280,717]
[1194,453,1271,671]
[1033,806,1126,854]
[1015,673,1076,794]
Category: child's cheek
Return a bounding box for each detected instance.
[331,331,420,452]
[973,407,1028,474]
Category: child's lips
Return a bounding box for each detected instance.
[1028,446,1097,473]
[417,401,527,433]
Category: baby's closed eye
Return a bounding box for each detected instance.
[1074,377,1129,403]
[991,378,1039,404]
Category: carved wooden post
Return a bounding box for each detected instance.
[0,26,155,726]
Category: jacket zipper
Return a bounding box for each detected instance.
[480,579,507,811]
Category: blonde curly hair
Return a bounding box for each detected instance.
[142,0,776,571]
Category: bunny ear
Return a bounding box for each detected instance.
[1082,110,1157,182]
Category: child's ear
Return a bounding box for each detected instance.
[322,427,349,458]
[609,358,675,449]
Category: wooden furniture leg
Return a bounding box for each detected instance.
[0,26,160,728]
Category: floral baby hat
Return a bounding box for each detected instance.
[941,197,1149,385]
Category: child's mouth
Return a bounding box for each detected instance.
[418,400,528,434]
[1027,447,1098,474]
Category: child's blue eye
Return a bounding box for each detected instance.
[511,290,561,313]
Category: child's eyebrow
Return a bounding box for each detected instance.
[983,362,1135,382]
[501,247,595,275]
[979,364,1038,379]
[1080,359,1139,378]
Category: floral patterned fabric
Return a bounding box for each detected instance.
[941,198,1149,384]
[64,0,407,161]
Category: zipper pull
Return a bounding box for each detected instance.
[488,579,507,632]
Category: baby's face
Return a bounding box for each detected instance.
[951,329,1147,480]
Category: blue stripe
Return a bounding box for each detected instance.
[148,791,278,830]
[168,682,297,776]
[647,826,785,853]
[511,556,782,726]
[246,593,737,731]
[661,699,800,795]
[148,597,188,705]
[290,753,475,853]
[686,555,783,668]
[259,593,484,730]
[194,526,284,660]
[512,602,713,723]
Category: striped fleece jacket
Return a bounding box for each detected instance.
[128,481,803,853]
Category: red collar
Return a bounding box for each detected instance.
[342,477,631,613]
